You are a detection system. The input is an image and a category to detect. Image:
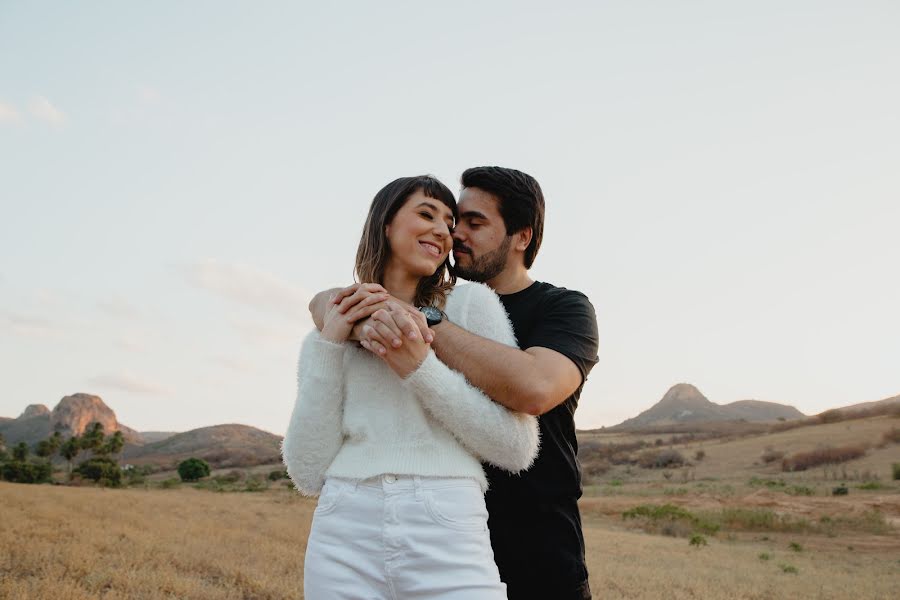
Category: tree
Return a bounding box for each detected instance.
[60,436,81,475]
[75,456,122,487]
[2,460,52,484]
[79,422,105,458]
[102,430,125,459]
[36,439,54,458]
[177,458,210,482]
[12,442,28,462]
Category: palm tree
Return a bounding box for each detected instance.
[80,422,105,459]
[103,431,125,461]
[61,436,81,476]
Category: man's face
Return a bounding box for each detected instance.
[452,187,512,283]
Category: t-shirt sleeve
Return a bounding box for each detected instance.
[527,289,599,383]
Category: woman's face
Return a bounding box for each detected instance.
[384,189,455,278]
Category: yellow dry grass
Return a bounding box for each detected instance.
[3,480,899,599]
[0,483,312,599]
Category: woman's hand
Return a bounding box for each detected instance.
[360,302,431,378]
[320,284,390,343]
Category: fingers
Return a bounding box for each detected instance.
[370,310,404,347]
[398,304,434,343]
[343,296,389,323]
[386,303,424,341]
[330,284,359,305]
[334,283,389,314]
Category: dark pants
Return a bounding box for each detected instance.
[506,579,591,600]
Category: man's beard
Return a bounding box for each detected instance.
[453,236,512,282]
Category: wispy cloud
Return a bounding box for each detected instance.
[229,318,307,346]
[182,259,311,321]
[211,355,258,374]
[87,373,170,395]
[28,95,65,124]
[2,313,64,339]
[114,337,147,353]
[97,297,143,320]
[0,101,22,124]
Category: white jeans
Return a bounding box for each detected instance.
[304,475,507,599]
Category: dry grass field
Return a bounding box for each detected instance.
[2,415,899,599]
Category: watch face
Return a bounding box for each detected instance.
[420,306,442,325]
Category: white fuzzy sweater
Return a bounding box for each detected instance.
[281,283,539,495]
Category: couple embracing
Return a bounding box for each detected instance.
[282,166,599,600]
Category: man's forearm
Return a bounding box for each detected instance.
[308,289,337,332]
[430,322,544,415]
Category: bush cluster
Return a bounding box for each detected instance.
[638,449,685,469]
[2,460,52,484]
[781,445,866,472]
[75,457,123,487]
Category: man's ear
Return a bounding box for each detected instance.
[515,227,533,252]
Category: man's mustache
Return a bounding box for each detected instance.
[453,243,472,254]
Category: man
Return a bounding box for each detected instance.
[310,166,599,599]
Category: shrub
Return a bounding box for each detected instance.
[786,485,814,496]
[788,542,803,552]
[689,534,707,547]
[857,481,883,490]
[779,564,798,574]
[75,457,122,487]
[177,458,211,482]
[217,470,243,484]
[882,428,900,444]
[761,448,785,464]
[1,460,52,484]
[832,485,849,496]
[694,449,705,461]
[244,476,266,492]
[160,477,181,489]
[268,469,288,481]
[818,409,844,424]
[758,553,770,561]
[638,449,685,469]
[893,463,900,481]
[781,445,866,472]
[622,504,719,536]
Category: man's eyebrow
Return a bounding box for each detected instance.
[460,210,488,220]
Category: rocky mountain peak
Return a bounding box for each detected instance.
[18,404,50,419]
[657,383,713,409]
[50,393,119,438]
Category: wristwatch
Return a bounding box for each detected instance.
[418,306,446,327]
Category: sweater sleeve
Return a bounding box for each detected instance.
[402,285,539,473]
[281,330,347,496]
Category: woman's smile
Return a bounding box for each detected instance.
[419,240,444,257]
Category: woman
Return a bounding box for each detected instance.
[282,175,539,599]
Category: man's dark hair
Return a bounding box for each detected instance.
[460,166,545,268]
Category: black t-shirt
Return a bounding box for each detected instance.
[484,281,599,600]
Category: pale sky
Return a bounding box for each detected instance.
[1,1,898,436]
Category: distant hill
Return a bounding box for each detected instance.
[1,395,283,470]
[121,424,282,470]
[0,393,143,446]
[139,431,181,444]
[821,394,900,416]
[611,384,805,430]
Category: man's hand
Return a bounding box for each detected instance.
[360,302,431,378]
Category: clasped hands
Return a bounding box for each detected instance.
[319,283,435,378]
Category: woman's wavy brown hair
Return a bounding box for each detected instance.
[354,175,457,309]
